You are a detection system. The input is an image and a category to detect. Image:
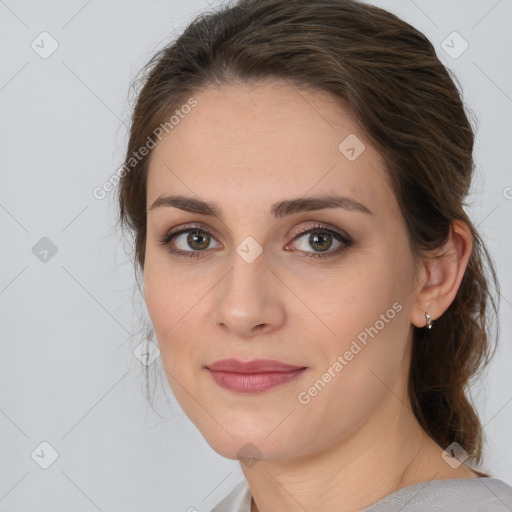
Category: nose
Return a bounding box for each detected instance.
[210,252,286,338]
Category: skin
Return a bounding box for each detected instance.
[143,80,477,512]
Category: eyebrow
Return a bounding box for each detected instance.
[149,194,373,218]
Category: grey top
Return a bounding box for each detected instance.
[210,476,512,511]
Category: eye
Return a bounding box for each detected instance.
[158,224,222,259]
[158,222,352,260]
[286,223,352,259]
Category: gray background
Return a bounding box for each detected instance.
[0,0,511,510]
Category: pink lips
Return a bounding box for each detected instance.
[205,358,307,393]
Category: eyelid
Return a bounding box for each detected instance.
[160,221,349,242]
[158,222,222,245]
[158,221,352,259]
[157,223,222,253]
[288,222,351,244]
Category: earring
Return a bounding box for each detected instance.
[425,312,433,330]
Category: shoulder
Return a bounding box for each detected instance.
[363,477,512,512]
[209,476,512,512]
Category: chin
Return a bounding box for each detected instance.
[201,427,292,463]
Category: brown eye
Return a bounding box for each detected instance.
[158,225,222,259]
[307,232,333,252]
[185,230,211,251]
[292,229,343,254]
[171,229,219,252]
[288,224,353,260]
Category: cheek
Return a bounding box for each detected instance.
[294,299,410,451]
[291,249,410,347]
[143,263,201,406]
[143,264,174,336]
[320,251,413,399]
[143,246,199,331]
[296,241,413,396]
[142,250,216,381]
[143,254,193,362]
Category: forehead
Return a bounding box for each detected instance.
[146,81,394,217]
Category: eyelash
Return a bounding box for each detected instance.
[157,222,353,260]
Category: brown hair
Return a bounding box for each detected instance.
[117,0,499,466]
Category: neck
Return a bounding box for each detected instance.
[243,391,476,512]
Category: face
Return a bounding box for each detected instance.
[144,80,419,462]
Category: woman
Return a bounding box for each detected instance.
[116,0,512,510]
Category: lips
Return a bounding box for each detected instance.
[205,359,307,393]
[205,358,306,373]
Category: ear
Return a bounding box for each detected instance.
[410,220,473,328]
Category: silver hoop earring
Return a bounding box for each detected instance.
[425,312,433,330]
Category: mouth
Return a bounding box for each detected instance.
[205,359,308,393]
